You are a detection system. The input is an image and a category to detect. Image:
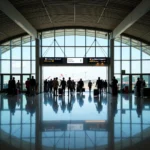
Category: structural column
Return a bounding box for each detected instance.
[35,93,42,150]
[107,96,115,150]
[36,38,42,93]
[108,38,114,93]
[0,46,1,73]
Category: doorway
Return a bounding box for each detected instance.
[42,66,108,91]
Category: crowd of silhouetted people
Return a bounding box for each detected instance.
[6,75,120,97]
[43,77,110,97]
[7,76,38,96]
[7,77,21,95]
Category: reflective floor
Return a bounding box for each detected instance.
[0,91,150,150]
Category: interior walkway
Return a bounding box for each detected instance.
[0,91,150,150]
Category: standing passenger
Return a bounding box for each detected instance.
[53,78,59,96]
[136,78,141,97]
[78,79,84,95]
[61,77,66,95]
[30,76,36,96]
[67,77,72,96]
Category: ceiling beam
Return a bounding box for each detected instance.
[0,0,37,39]
[112,0,150,39]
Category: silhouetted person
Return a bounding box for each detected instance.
[61,77,66,95]
[30,76,36,96]
[111,76,118,96]
[96,77,102,95]
[12,77,16,95]
[67,77,72,96]
[88,80,92,92]
[16,80,21,93]
[78,78,84,95]
[48,79,53,93]
[25,78,30,95]
[103,80,107,93]
[8,78,12,95]
[44,79,48,92]
[135,78,141,97]
[53,78,59,96]
[72,80,76,93]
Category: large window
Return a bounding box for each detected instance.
[0,36,35,75]
[114,36,150,83]
[41,29,109,58]
[1,28,150,86]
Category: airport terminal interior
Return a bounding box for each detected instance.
[0,0,150,150]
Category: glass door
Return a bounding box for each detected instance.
[121,75,130,93]
[131,75,140,91]
[142,75,150,88]
[2,75,10,92]
[0,74,31,92]
[22,75,31,91]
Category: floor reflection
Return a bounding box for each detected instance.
[0,92,150,150]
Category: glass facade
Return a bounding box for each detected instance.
[41,29,109,58]
[114,35,150,89]
[0,36,36,77]
[0,29,150,91]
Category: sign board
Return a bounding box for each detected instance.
[43,57,63,64]
[67,58,83,63]
[67,124,83,130]
[41,57,110,66]
[87,57,109,65]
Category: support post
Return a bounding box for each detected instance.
[108,38,114,93]
[36,38,42,93]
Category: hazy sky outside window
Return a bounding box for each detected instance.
[43,66,107,81]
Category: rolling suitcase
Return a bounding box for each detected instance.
[77,87,80,92]
[58,88,63,95]
[82,88,85,92]
[94,89,99,96]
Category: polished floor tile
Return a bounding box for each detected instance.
[0,92,150,150]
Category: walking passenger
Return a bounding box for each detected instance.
[88,80,92,92]
[96,77,102,95]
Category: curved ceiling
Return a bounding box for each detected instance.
[0,0,150,44]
